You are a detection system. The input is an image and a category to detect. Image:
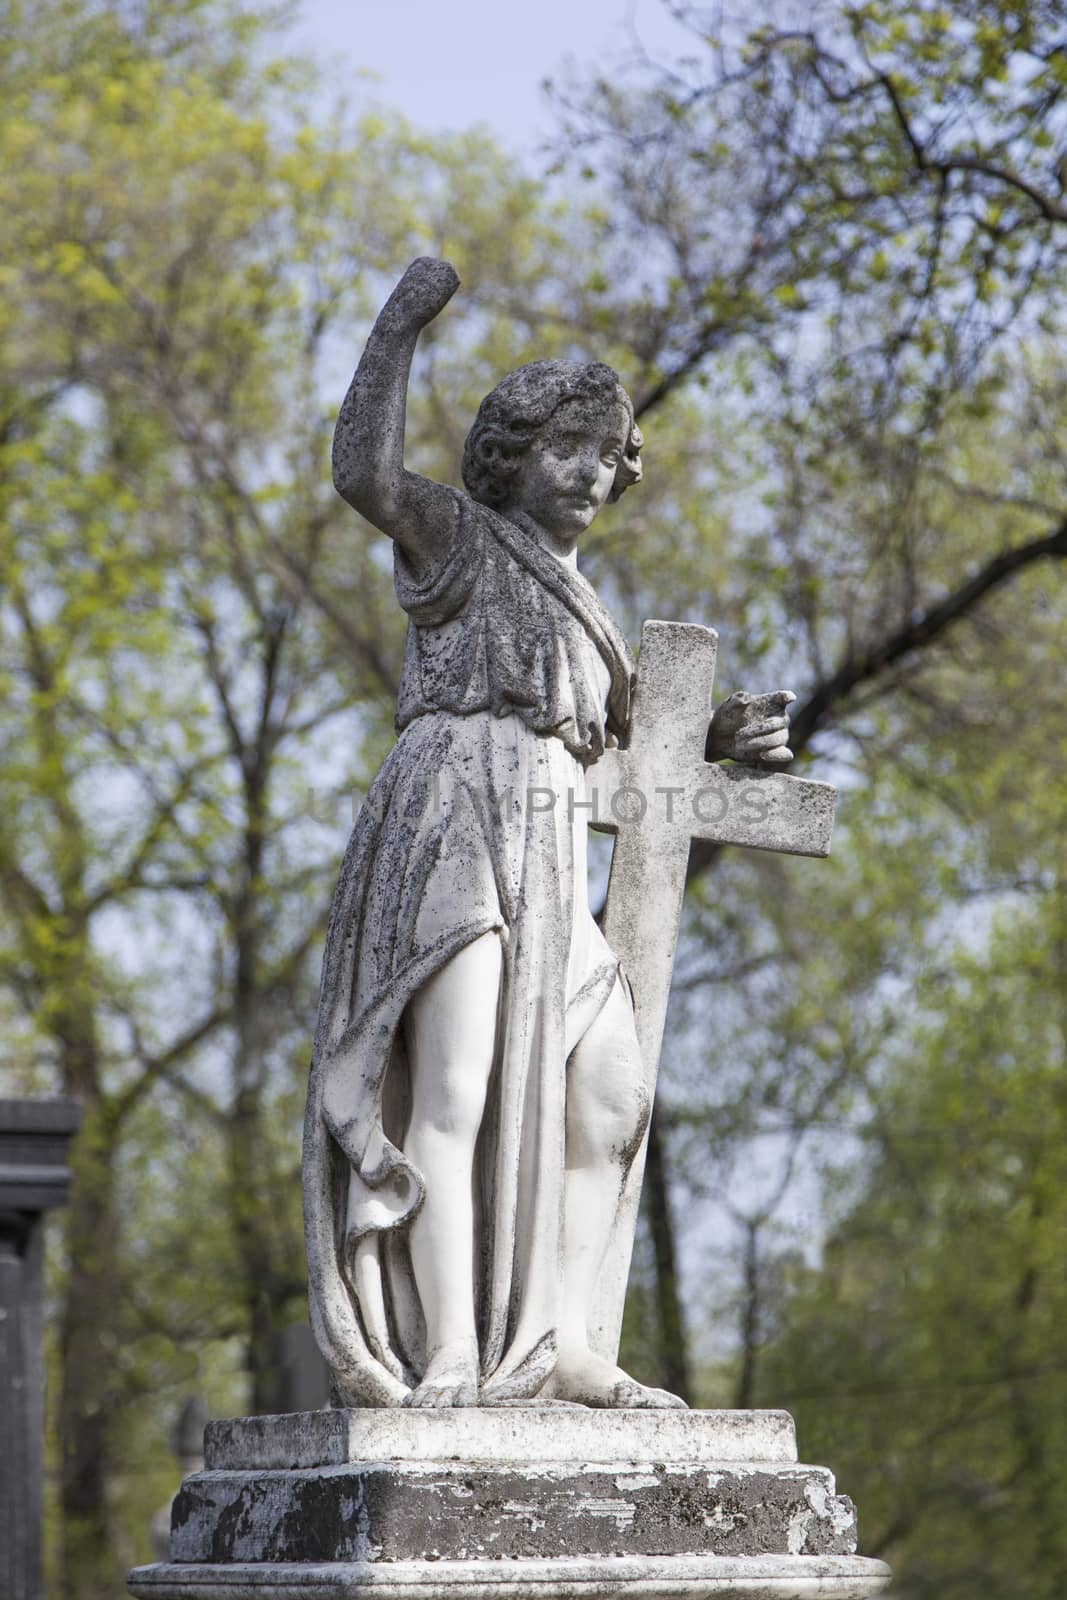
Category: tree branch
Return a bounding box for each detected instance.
[786,513,1067,754]
[107,1003,233,1130]
[933,152,1067,225]
[266,537,401,697]
[688,513,1067,887]
[193,610,247,766]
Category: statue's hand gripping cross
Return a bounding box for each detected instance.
[584,621,836,1357]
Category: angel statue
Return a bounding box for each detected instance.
[303,258,794,1410]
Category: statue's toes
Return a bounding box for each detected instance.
[404,1383,443,1408]
[648,1385,689,1410]
[610,1379,688,1410]
[405,1379,479,1408]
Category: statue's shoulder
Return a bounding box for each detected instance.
[392,486,498,625]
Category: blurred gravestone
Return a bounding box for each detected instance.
[0,1097,81,1600]
[151,1333,328,1557]
[275,1321,331,1413]
[152,1397,210,1560]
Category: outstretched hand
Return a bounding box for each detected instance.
[707,689,796,766]
[382,256,461,333]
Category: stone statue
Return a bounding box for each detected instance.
[131,260,884,1600]
[302,258,813,1412]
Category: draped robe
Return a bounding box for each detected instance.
[303,492,636,1405]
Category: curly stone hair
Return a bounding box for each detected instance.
[461,360,644,509]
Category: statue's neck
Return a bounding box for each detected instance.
[507,510,579,569]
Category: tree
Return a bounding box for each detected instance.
[755,857,1067,1595]
[0,3,587,1589]
[7,1,1067,1589]
[548,0,1067,1401]
[732,542,1067,1596]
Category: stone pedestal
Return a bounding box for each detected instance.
[0,1096,82,1600]
[128,1409,890,1599]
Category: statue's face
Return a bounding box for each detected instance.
[512,396,630,543]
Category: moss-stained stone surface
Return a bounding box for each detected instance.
[171,1461,857,1564]
[134,1412,892,1595]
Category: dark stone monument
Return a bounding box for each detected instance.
[274,1321,331,1414]
[0,1096,81,1600]
[152,1398,212,1560]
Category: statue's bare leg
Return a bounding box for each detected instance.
[403,930,502,1406]
[550,976,686,1408]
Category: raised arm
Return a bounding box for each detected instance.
[332,257,461,565]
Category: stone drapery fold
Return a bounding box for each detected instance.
[303,500,635,1405]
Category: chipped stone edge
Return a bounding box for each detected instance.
[204,1410,800,1472]
[128,1553,892,1599]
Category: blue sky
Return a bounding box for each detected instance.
[285,0,697,151]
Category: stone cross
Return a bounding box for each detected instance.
[585,621,836,1356]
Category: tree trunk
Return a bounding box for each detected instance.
[227,742,302,1416]
[643,1099,693,1402]
[734,1219,760,1409]
[57,1096,122,1600]
[226,1088,292,1415]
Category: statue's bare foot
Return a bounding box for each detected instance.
[405,1339,480,1408]
[606,1374,688,1409]
[548,1345,687,1409]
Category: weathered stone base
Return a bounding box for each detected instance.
[127,1410,890,1600]
[166,1460,860,1564]
[127,1553,891,1598]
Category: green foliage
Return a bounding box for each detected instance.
[756,877,1067,1597]
[554,0,1067,433]
[0,2,628,1590]
[553,6,1067,1587]
[4,1,1067,1594]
